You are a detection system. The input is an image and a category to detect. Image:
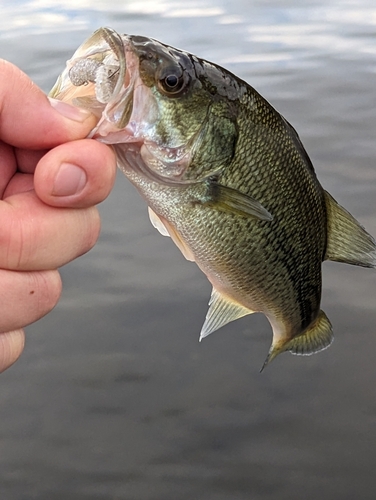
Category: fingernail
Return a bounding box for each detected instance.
[48,97,92,123]
[52,163,87,196]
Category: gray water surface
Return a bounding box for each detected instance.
[1,1,376,499]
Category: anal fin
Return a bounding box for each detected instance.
[324,191,376,268]
[200,288,254,341]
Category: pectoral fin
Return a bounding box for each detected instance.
[148,207,195,262]
[261,310,333,371]
[324,191,376,268]
[204,183,273,221]
[200,288,255,341]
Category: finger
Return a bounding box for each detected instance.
[0,269,62,332]
[0,191,100,271]
[34,139,116,208]
[3,173,34,198]
[0,330,25,373]
[0,60,98,149]
[0,141,17,197]
[15,148,47,174]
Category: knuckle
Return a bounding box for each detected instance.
[1,208,35,270]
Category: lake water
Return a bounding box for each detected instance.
[1,1,376,499]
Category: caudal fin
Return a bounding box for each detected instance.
[260,310,334,371]
[324,191,376,268]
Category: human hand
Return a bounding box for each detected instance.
[0,60,117,372]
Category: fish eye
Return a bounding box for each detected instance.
[158,67,186,96]
[165,74,179,88]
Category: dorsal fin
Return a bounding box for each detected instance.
[261,310,333,371]
[324,191,376,268]
[199,288,254,341]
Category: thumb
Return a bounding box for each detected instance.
[0,60,98,149]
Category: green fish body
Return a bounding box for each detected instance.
[51,28,376,367]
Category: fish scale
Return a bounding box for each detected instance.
[219,90,326,324]
[50,27,376,368]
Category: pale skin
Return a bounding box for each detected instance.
[0,60,117,372]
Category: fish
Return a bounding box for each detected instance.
[50,28,376,369]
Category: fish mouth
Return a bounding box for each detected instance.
[89,32,199,186]
[87,32,154,143]
[50,28,127,115]
[50,28,198,186]
[49,28,145,139]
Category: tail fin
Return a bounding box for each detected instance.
[261,310,333,371]
[324,191,376,268]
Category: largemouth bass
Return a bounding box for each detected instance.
[51,28,376,368]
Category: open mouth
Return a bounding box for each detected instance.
[50,28,125,110]
[50,28,197,186]
[50,27,141,136]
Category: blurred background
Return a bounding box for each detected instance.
[1,1,376,499]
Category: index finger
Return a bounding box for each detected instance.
[0,60,98,149]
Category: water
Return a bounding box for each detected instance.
[1,1,376,499]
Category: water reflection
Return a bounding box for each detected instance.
[163,6,224,17]
[0,1,376,499]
